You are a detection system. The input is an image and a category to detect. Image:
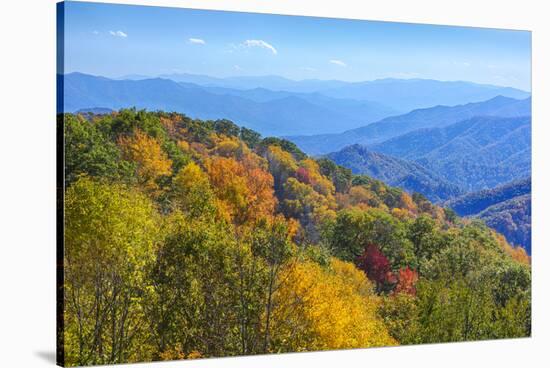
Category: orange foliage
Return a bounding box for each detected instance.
[207,156,276,223]
[394,267,419,296]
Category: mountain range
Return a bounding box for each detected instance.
[62,73,397,136]
[446,178,531,254]
[63,72,529,137]
[370,115,531,191]
[134,73,529,111]
[326,144,463,202]
[288,96,531,155]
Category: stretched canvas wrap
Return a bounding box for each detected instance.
[57,1,532,366]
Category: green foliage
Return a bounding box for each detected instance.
[63,114,134,184]
[149,213,264,357]
[239,126,262,149]
[329,208,415,270]
[64,177,160,366]
[213,119,240,137]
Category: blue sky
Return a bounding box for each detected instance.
[61,1,532,91]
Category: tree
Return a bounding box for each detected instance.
[356,244,396,293]
[63,114,134,185]
[408,215,443,271]
[316,158,352,194]
[264,145,298,193]
[260,137,307,161]
[394,267,419,296]
[240,127,262,149]
[270,259,396,352]
[378,293,419,344]
[148,213,262,358]
[213,119,240,137]
[329,208,414,269]
[171,162,216,218]
[207,156,276,224]
[281,177,336,242]
[118,129,172,194]
[64,177,160,366]
[248,217,294,353]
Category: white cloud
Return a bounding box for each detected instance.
[234,65,243,71]
[92,30,99,35]
[109,30,127,38]
[329,59,347,67]
[243,39,277,55]
[189,38,205,45]
[452,61,471,67]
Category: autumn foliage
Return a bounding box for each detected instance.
[61,109,531,366]
[357,244,396,292]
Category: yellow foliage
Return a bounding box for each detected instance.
[215,137,241,157]
[399,192,417,213]
[299,158,335,196]
[119,129,172,193]
[177,140,190,153]
[173,161,207,191]
[271,259,397,352]
[392,207,413,220]
[266,145,298,174]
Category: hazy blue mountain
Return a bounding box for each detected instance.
[157,74,529,110]
[114,74,151,80]
[370,116,531,191]
[75,107,114,115]
[320,78,530,111]
[326,144,463,202]
[63,72,393,136]
[159,73,349,92]
[200,86,400,125]
[446,178,531,254]
[288,96,531,155]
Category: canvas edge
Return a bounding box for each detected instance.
[56,1,66,367]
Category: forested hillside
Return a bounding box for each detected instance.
[371,116,531,191]
[447,178,531,253]
[61,109,531,366]
[326,144,463,202]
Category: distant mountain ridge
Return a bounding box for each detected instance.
[324,114,530,201]
[193,85,400,124]
[154,73,530,111]
[288,96,532,155]
[62,73,397,136]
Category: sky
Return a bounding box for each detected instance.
[60,1,532,91]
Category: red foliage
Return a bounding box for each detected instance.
[394,267,419,296]
[295,167,312,185]
[356,244,395,291]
